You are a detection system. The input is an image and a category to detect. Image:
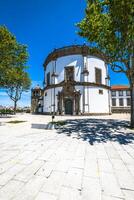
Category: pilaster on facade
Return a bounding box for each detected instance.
[81,55,89,77]
[51,72,58,78]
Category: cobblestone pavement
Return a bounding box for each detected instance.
[0,114,134,200]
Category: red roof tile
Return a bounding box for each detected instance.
[111,85,130,90]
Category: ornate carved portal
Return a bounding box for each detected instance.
[57,82,81,115]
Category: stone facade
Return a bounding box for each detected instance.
[31,86,43,114]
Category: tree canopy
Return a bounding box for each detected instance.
[77,0,134,127]
[77,0,134,79]
[0,26,28,87]
[0,26,31,112]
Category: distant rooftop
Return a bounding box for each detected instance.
[111,85,130,90]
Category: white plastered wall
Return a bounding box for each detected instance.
[43,87,62,113]
[75,85,109,114]
[44,54,110,114]
[89,87,110,113]
[45,55,83,84]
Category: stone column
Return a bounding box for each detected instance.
[52,59,57,115]
[82,55,89,114]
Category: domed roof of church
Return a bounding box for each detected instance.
[43,44,107,70]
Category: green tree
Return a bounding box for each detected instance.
[0,26,31,112]
[77,0,134,128]
[0,26,28,87]
[6,68,31,113]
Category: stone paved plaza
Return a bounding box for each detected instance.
[0,114,134,200]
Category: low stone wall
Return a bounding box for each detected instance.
[32,112,111,116]
[112,107,131,113]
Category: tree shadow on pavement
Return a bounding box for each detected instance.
[55,118,134,145]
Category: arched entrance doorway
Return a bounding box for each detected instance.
[57,82,81,115]
[64,99,73,115]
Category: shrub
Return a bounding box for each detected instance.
[0,109,14,115]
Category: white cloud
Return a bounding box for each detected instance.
[0,92,7,96]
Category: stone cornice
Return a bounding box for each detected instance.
[43,81,110,91]
[43,45,107,70]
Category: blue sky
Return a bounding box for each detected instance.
[0,0,129,107]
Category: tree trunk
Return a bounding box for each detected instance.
[14,101,17,114]
[129,53,134,128]
[130,82,134,128]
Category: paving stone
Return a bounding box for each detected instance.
[117,150,134,165]
[75,143,86,158]
[100,172,124,199]
[126,164,134,177]
[0,159,17,174]
[0,179,24,199]
[58,140,71,151]
[114,170,134,191]
[102,194,125,200]
[59,150,74,160]
[85,150,97,161]
[98,158,114,173]
[12,175,47,200]
[48,138,66,152]
[96,150,109,159]
[0,151,19,164]
[14,150,32,162]
[15,160,44,182]
[66,140,79,153]
[84,159,99,178]
[105,146,120,159]
[41,171,66,195]
[122,145,134,159]
[38,149,57,161]
[48,149,73,162]
[121,189,134,200]
[59,186,81,200]
[95,144,109,159]
[36,161,57,178]
[63,168,83,190]
[0,164,26,186]
[110,158,128,171]
[18,151,40,165]
[35,192,57,200]
[55,159,72,172]
[86,144,96,155]
[81,176,101,200]
[112,142,124,151]
[71,158,85,169]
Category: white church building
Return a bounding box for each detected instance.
[31,45,111,115]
